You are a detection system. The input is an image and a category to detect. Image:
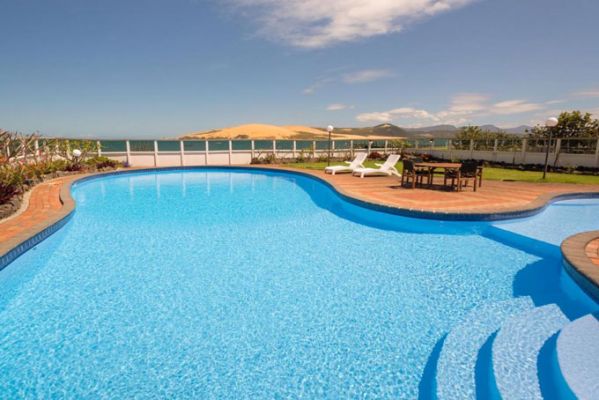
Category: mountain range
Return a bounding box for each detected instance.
[180,123,532,140]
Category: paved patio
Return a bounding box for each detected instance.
[0,175,80,262]
[285,167,599,215]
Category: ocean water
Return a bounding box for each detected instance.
[0,169,596,398]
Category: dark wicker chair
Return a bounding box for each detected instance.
[401,160,431,188]
[444,160,479,191]
[476,160,484,187]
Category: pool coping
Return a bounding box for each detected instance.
[262,165,599,221]
[561,231,599,301]
[1,165,599,301]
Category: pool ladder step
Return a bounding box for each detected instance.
[492,303,568,400]
[556,312,599,400]
[432,299,596,400]
[436,297,534,400]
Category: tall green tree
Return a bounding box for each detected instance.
[455,126,515,141]
[528,111,599,167]
[528,111,599,138]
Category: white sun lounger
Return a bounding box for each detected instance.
[352,154,401,178]
[324,152,367,175]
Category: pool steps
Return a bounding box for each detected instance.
[556,313,599,400]
[433,299,598,400]
[436,297,534,400]
[492,304,568,400]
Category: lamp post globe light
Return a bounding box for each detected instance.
[327,125,334,166]
[72,149,82,158]
[542,117,559,180]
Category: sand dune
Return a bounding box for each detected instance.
[180,124,399,140]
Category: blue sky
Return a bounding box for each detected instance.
[1,0,599,138]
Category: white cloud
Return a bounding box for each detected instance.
[229,0,477,48]
[356,112,394,123]
[327,103,352,111]
[356,93,547,126]
[572,89,599,98]
[490,99,544,115]
[342,69,394,84]
[357,107,439,123]
[303,68,393,94]
[446,93,488,113]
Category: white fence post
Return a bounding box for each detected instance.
[521,139,527,164]
[126,140,131,166]
[350,140,354,157]
[180,140,185,166]
[228,140,233,165]
[97,140,101,157]
[367,140,372,155]
[251,140,255,160]
[384,140,388,154]
[312,141,316,158]
[272,140,277,159]
[493,139,498,161]
[153,140,158,167]
[35,139,40,158]
[205,140,209,165]
[292,140,297,159]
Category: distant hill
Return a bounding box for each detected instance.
[405,125,459,133]
[406,124,531,136]
[334,123,409,138]
[479,124,530,134]
[504,125,531,134]
[180,123,406,140]
[180,123,532,140]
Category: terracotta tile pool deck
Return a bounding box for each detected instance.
[279,166,599,216]
[1,166,599,297]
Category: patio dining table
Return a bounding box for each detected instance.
[414,162,483,191]
[414,162,462,172]
[414,162,462,180]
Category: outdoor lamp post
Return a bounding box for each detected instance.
[327,125,334,166]
[542,117,559,179]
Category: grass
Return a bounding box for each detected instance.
[285,161,599,185]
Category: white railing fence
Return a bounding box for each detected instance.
[96,138,599,168]
[12,138,599,168]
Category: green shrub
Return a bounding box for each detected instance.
[86,156,121,170]
[0,165,24,203]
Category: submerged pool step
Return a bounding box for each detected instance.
[436,297,534,400]
[492,304,568,400]
[557,312,599,400]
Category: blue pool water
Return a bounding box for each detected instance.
[0,169,597,398]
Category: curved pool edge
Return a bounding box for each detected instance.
[561,231,599,301]
[1,165,599,303]
[262,166,599,222]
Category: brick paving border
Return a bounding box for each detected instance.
[562,231,599,300]
[1,165,598,299]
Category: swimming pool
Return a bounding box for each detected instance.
[0,169,597,398]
